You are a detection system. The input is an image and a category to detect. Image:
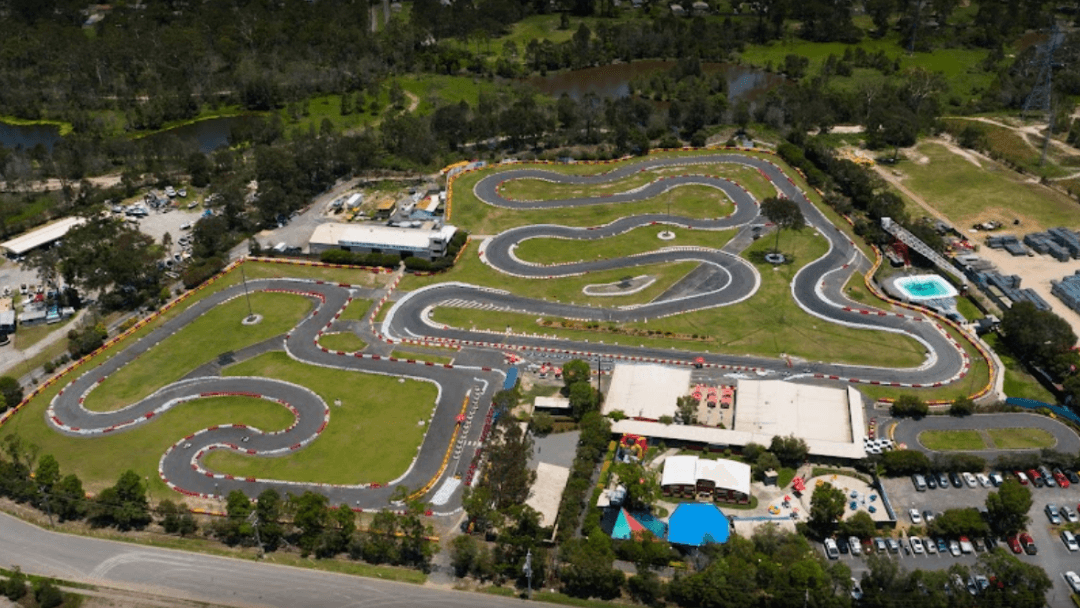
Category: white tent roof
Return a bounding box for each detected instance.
[603,363,691,420]
[696,458,751,496]
[1,217,86,256]
[660,455,699,487]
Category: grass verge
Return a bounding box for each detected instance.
[205,352,437,485]
[983,333,1057,403]
[83,292,311,412]
[339,298,373,320]
[390,350,454,365]
[917,430,988,451]
[986,427,1057,450]
[513,225,736,265]
[318,332,367,352]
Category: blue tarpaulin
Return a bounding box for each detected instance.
[667,503,730,547]
[503,367,519,391]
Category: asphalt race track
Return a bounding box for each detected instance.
[385,154,969,388]
[46,278,504,509]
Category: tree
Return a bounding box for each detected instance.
[451,534,480,577]
[839,511,876,539]
[809,481,845,534]
[3,566,26,601]
[1001,301,1078,367]
[928,507,989,538]
[975,549,1051,608]
[559,530,624,600]
[675,395,698,425]
[531,410,554,435]
[215,490,254,545]
[753,451,781,481]
[34,580,63,608]
[483,417,536,510]
[562,359,591,388]
[627,570,665,607]
[889,394,928,418]
[986,478,1032,535]
[569,381,599,420]
[256,488,284,550]
[57,216,163,310]
[769,435,808,468]
[0,376,22,410]
[89,470,151,530]
[879,449,931,475]
[52,473,86,521]
[759,196,805,253]
[949,395,975,416]
[462,485,498,533]
[614,461,660,511]
[291,491,329,557]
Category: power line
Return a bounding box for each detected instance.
[1021,23,1064,167]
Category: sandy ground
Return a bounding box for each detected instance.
[969,244,1080,337]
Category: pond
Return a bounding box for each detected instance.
[525,60,784,104]
[0,121,63,151]
[143,115,261,153]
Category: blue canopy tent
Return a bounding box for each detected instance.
[667,503,731,547]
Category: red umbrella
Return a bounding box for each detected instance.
[455,414,465,423]
[784,495,791,502]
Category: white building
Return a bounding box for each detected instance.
[308,222,457,261]
[1,217,87,257]
[660,455,751,503]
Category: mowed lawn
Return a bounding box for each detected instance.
[897,143,1080,231]
[1,396,295,496]
[432,231,928,367]
[84,292,313,412]
[513,225,737,265]
[987,428,1057,449]
[206,352,437,485]
[497,165,750,201]
[338,298,373,320]
[318,332,367,352]
[918,430,988,451]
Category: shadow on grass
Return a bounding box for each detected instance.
[747,249,797,267]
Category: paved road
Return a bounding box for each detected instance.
[0,512,545,608]
[46,278,503,509]
[893,412,1080,459]
[385,155,970,388]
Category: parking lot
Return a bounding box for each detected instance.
[831,472,1080,604]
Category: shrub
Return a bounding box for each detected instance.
[34,581,63,608]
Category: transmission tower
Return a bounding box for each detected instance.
[1021,23,1063,166]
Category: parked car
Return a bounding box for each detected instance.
[874,537,887,553]
[838,538,849,554]
[966,576,979,596]
[1062,505,1079,523]
[1065,571,1080,594]
[984,536,998,551]
[851,578,863,600]
[1068,470,1080,485]
[910,536,925,554]
[1020,533,1037,555]
[925,474,938,490]
[1046,504,1062,525]
[925,538,937,554]
[1014,471,1029,485]
[912,473,927,491]
[936,538,948,553]
[887,538,900,554]
[1061,530,1079,552]
[1055,471,1070,488]
[949,472,963,488]
[949,540,962,556]
[989,471,1004,486]
[959,536,974,554]
[976,473,991,487]
[971,537,985,552]
[909,509,922,524]
[1028,469,1045,487]
[937,472,950,488]
[824,538,840,559]
[923,510,936,524]
[975,575,990,593]
[1007,535,1022,554]
[848,536,861,556]
[963,472,978,488]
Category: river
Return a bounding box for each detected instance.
[0,115,258,153]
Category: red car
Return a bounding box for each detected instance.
[1014,471,1029,485]
[1020,533,1037,555]
[1055,473,1070,488]
[1027,469,1044,486]
[1007,535,1022,554]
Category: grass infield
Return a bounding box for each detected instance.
[318,332,368,353]
[987,428,1057,450]
[918,430,987,451]
[205,352,438,486]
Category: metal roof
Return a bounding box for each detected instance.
[1,217,86,256]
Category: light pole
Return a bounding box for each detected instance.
[523,548,533,598]
[240,264,254,322]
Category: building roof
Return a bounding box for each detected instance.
[0,310,14,326]
[603,363,691,420]
[423,196,440,213]
[309,222,457,253]
[696,458,751,496]
[733,379,857,444]
[612,419,867,460]
[1,217,86,256]
[667,503,730,546]
[660,455,698,487]
[376,198,397,210]
[535,395,571,410]
[525,463,570,528]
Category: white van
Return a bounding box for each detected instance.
[272,242,287,253]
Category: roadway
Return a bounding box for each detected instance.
[0,511,541,608]
[893,412,1080,460]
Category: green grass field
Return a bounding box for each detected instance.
[1,396,295,496]
[318,332,367,353]
[204,352,437,485]
[987,427,1057,450]
[399,74,503,113]
[338,298,373,320]
[431,231,927,367]
[390,349,454,365]
[896,142,1080,231]
[983,333,1057,403]
[13,316,76,352]
[918,430,988,451]
[83,292,312,412]
[497,164,747,201]
[400,244,699,306]
[512,225,736,265]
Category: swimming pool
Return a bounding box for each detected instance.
[894,274,958,301]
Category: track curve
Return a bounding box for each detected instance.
[46,279,502,509]
[387,154,971,387]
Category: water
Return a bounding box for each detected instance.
[144,115,260,153]
[0,121,63,151]
[526,60,784,104]
[895,275,957,300]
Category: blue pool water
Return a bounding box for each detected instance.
[895,275,957,300]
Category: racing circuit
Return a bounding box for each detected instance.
[38,152,982,510]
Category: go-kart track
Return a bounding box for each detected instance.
[40,152,981,511]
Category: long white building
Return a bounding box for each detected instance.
[309,222,457,261]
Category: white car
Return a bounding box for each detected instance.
[1062,505,1079,523]
[963,472,978,488]
[848,536,862,556]
[925,538,937,554]
[824,538,839,559]
[976,473,991,487]
[910,536,925,554]
[851,578,864,600]
[1062,530,1079,552]
[909,508,922,524]
[949,540,962,556]
[1065,571,1080,594]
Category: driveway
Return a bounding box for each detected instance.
[893,412,1080,459]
